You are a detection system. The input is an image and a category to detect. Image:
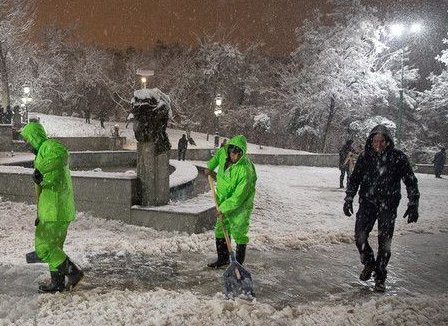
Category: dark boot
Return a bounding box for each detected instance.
[374,278,386,292]
[207,238,229,268]
[38,271,65,293]
[58,257,84,291]
[236,244,247,265]
[26,251,43,264]
[359,264,375,281]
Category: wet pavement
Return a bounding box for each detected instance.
[3,232,446,308]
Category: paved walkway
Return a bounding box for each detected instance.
[3,232,446,308]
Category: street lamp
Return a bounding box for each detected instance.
[214,94,223,147]
[136,69,154,89]
[390,23,422,148]
[21,83,32,124]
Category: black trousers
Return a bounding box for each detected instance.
[178,149,186,161]
[354,200,398,281]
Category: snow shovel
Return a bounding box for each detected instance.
[207,175,255,299]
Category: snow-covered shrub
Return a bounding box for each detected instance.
[253,113,271,132]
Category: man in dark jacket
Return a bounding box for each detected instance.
[178,134,188,161]
[433,148,446,178]
[4,106,13,124]
[339,139,354,188]
[343,125,419,292]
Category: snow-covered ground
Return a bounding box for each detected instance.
[1,167,447,325]
[0,114,447,325]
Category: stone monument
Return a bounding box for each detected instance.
[132,88,172,206]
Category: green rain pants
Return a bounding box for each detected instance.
[214,212,251,245]
[35,221,70,272]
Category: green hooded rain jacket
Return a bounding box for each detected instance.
[207,135,257,244]
[21,122,76,222]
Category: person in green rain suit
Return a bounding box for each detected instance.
[21,121,84,293]
[205,135,257,268]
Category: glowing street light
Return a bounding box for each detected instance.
[390,23,423,148]
[410,23,422,33]
[214,94,223,147]
[215,94,222,107]
[136,69,154,89]
[390,23,405,37]
[21,83,32,123]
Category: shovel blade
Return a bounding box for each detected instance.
[223,261,255,299]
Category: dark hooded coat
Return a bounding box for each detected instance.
[434,149,446,169]
[346,125,419,207]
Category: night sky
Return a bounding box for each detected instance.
[35,0,447,82]
[35,0,330,56]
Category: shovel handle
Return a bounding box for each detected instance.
[207,175,233,254]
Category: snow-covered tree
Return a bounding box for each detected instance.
[0,0,36,108]
[418,34,448,146]
[273,0,418,152]
[349,115,396,144]
[253,113,271,149]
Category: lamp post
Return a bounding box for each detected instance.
[136,69,154,89]
[214,94,223,147]
[390,23,422,148]
[21,83,32,124]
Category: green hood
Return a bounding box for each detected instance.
[226,135,248,155]
[20,122,48,151]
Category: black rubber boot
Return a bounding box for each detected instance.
[207,238,229,268]
[359,264,375,281]
[236,244,247,265]
[58,257,84,291]
[38,271,65,293]
[374,278,386,292]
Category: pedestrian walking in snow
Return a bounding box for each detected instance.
[4,106,13,124]
[220,138,227,148]
[98,110,106,128]
[339,139,354,188]
[21,122,84,293]
[84,109,91,124]
[177,134,188,161]
[125,112,134,129]
[343,124,420,292]
[433,148,446,178]
[205,135,257,268]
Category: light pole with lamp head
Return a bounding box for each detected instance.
[390,22,422,148]
[136,69,154,89]
[214,94,223,147]
[21,83,32,124]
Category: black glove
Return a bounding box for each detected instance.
[32,169,43,185]
[403,204,419,223]
[34,217,39,227]
[343,199,353,217]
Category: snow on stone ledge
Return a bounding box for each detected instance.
[169,160,198,188]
